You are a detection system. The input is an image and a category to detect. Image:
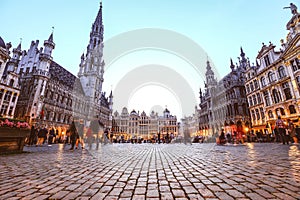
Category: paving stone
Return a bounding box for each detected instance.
[225,189,245,198]
[245,192,265,200]
[134,187,146,195]
[132,195,146,200]
[63,192,82,200]
[273,193,297,200]
[146,189,159,198]
[171,189,186,197]
[0,143,299,199]
[214,192,235,200]
[49,191,69,199]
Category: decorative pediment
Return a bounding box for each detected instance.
[257,43,275,59]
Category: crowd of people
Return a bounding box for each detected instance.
[26,121,85,149]
[217,116,300,145]
[26,116,300,149]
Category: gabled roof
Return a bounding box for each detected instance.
[49,61,84,93]
[257,43,276,59]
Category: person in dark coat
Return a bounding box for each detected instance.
[28,125,37,146]
[219,129,226,145]
[275,116,288,144]
[69,121,79,150]
[37,126,48,146]
[48,128,55,144]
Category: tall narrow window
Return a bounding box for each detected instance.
[253,95,257,105]
[272,89,281,103]
[268,71,276,83]
[257,93,262,103]
[256,109,260,120]
[282,82,292,100]
[264,55,271,66]
[248,97,253,107]
[251,110,256,121]
[260,107,265,119]
[296,76,300,93]
[268,110,274,119]
[296,58,300,69]
[264,91,271,106]
[250,82,254,91]
[254,80,259,89]
[278,66,286,79]
[261,77,266,87]
[291,60,297,71]
[289,105,297,114]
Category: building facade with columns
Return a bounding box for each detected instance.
[245,7,300,133]
[8,2,113,132]
[0,37,20,119]
[112,107,178,140]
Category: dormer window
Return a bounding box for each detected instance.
[264,55,271,66]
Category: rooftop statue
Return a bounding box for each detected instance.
[284,3,298,15]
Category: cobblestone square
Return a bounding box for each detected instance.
[0,143,300,200]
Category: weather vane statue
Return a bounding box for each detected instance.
[284,3,298,15]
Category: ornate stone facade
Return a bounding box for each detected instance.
[3,2,113,132]
[245,9,300,133]
[112,108,178,140]
[199,51,250,138]
[0,37,20,119]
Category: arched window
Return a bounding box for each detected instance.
[278,66,286,79]
[268,110,274,119]
[261,76,266,87]
[276,108,285,116]
[282,82,292,100]
[263,91,270,106]
[272,89,281,103]
[289,105,297,114]
[268,71,276,83]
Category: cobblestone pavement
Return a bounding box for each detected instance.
[0,143,300,200]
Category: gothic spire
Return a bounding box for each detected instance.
[16,41,21,51]
[48,33,53,42]
[88,1,104,53]
[240,47,245,58]
[205,59,216,86]
[95,1,103,26]
[230,58,235,70]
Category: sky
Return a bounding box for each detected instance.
[0,0,295,118]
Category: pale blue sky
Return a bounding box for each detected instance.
[0,0,295,117]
